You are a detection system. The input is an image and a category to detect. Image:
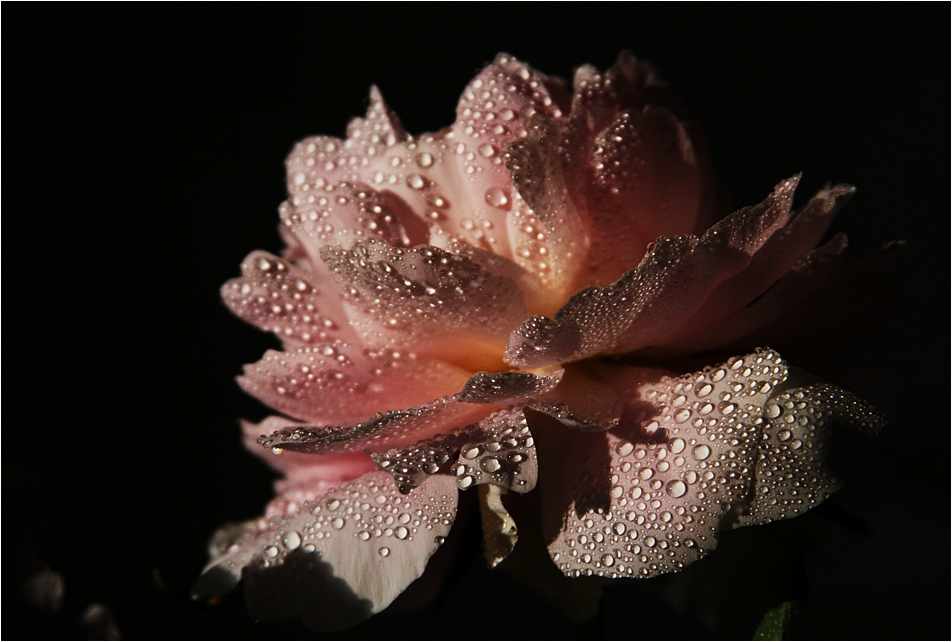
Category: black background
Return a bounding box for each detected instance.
[5,5,948,640]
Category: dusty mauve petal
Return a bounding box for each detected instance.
[195,471,457,631]
[504,178,834,367]
[557,52,714,285]
[259,370,561,456]
[320,239,530,346]
[541,350,786,578]
[240,417,378,481]
[237,342,471,425]
[656,234,850,355]
[222,251,356,345]
[731,239,910,349]
[646,183,855,353]
[503,118,588,304]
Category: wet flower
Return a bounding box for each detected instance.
[195,53,891,631]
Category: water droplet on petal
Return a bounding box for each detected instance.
[484,187,509,208]
[282,531,302,550]
[666,480,688,498]
[692,444,712,461]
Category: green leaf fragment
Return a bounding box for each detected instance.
[753,600,800,640]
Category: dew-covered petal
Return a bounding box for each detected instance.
[241,417,379,482]
[237,342,471,425]
[451,408,538,493]
[321,239,531,345]
[647,184,854,353]
[503,117,587,304]
[222,251,356,345]
[283,56,567,262]
[739,380,885,527]
[505,178,805,368]
[582,106,708,280]
[259,371,561,457]
[557,52,713,285]
[368,406,539,495]
[529,364,626,432]
[542,349,787,579]
[195,471,457,632]
[279,181,429,265]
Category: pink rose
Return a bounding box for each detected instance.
[195,52,889,631]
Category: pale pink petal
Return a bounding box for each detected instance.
[320,239,531,345]
[258,370,562,457]
[237,342,471,425]
[738,380,884,527]
[584,106,707,278]
[283,56,568,263]
[279,180,430,265]
[542,350,787,578]
[194,471,458,632]
[221,251,356,345]
[450,408,538,493]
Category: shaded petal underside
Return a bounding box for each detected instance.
[194,471,457,632]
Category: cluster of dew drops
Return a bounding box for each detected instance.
[257,477,455,569]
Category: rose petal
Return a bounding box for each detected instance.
[259,370,561,456]
[195,471,457,631]
[656,234,849,356]
[283,55,567,263]
[542,349,787,578]
[503,117,588,304]
[367,406,539,495]
[279,181,430,265]
[738,379,885,526]
[221,251,356,345]
[558,52,713,285]
[648,184,855,352]
[529,364,626,432]
[451,408,538,493]
[237,342,471,425]
[504,178,808,368]
[241,417,378,481]
[320,239,530,347]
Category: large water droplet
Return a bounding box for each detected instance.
[480,457,502,473]
[282,531,302,550]
[416,152,434,168]
[478,143,496,157]
[378,547,390,557]
[692,444,712,461]
[666,480,688,498]
[484,187,509,208]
